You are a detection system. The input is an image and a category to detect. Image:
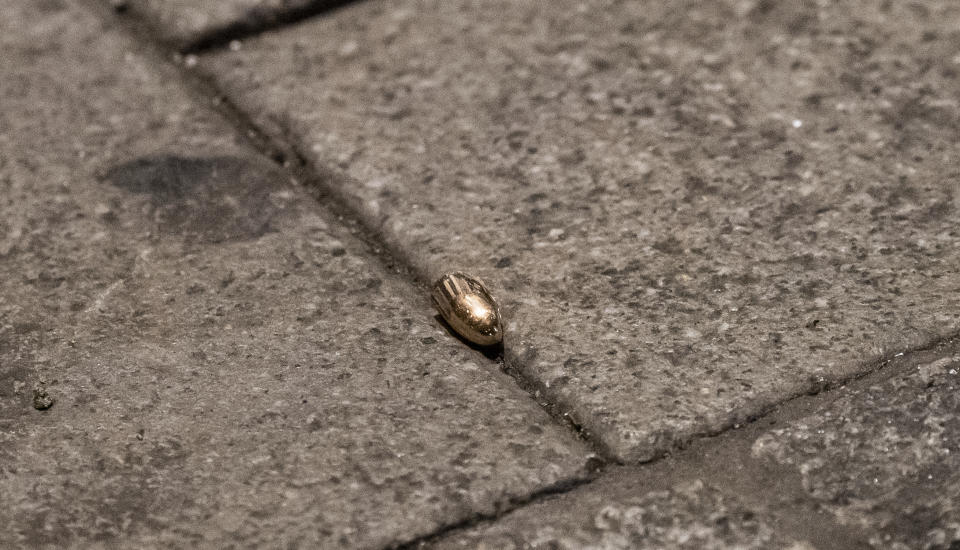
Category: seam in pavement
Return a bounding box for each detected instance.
[108,0,960,469]
[390,330,960,549]
[191,91,622,465]
[82,0,617,464]
[80,2,960,546]
[111,0,361,54]
[386,473,599,550]
[173,60,960,550]
[628,330,960,463]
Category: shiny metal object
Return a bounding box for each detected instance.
[431,272,503,346]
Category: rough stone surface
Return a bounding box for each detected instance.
[753,355,960,549]
[108,0,348,50]
[433,342,960,550]
[200,0,960,461]
[433,477,796,550]
[0,2,590,548]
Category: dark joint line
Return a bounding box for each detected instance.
[114,0,360,54]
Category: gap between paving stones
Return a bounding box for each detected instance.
[7,3,595,547]
[192,0,960,465]
[156,37,960,550]
[160,55,960,468]
[383,474,597,550]
[110,0,361,53]
[83,0,432,326]
[79,3,960,546]
[84,0,617,463]
[403,331,960,550]
[92,0,960,468]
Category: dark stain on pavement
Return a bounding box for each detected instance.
[101,155,294,243]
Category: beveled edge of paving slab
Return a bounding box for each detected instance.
[191,0,960,464]
[751,349,960,549]
[430,336,960,550]
[0,2,593,548]
[108,0,353,51]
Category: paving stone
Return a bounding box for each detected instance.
[433,477,798,550]
[200,0,960,462]
[108,0,348,50]
[752,354,960,549]
[0,2,591,548]
[433,343,960,550]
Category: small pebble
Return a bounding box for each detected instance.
[32,382,54,411]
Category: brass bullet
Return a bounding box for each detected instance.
[431,272,503,346]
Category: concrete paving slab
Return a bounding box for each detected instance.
[434,478,797,550]
[752,354,960,549]
[432,340,960,550]
[200,0,960,462]
[107,0,349,50]
[0,2,590,548]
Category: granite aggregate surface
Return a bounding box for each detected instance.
[433,478,796,550]
[0,2,591,548]
[200,0,960,461]
[434,341,960,550]
[752,354,960,549]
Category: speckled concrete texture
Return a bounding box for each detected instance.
[433,478,794,550]
[199,0,960,462]
[0,2,590,548]
[752,355,960,549]
[107,0,348,49]
[431,341,960,550]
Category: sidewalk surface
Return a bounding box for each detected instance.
[1,0,958,548]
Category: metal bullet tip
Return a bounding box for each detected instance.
[431,272,503,346]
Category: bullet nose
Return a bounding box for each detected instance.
[458,293,501,341]
[431,272,503,346]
